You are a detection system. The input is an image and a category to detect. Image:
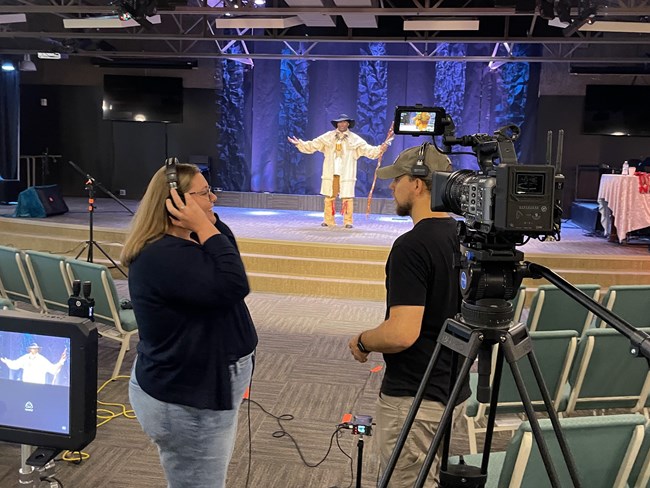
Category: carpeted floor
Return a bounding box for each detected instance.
[0,289,490,488]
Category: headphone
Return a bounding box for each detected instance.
[165,157,180,189]
[411,142,430,178]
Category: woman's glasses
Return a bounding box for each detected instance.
[188,187,218,199]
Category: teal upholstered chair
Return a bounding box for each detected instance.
[566,327,650,415]
[65,259,138,379]
[464,330,579,454]
[599,285,650,328]
[628,421,650,488]
[23,250,71,313]
[457,414,646,488]
[0,245,39,309]
[525,284,601,335]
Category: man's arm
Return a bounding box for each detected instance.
[348,305,424,362]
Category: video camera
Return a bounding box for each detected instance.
[393,105,564,247]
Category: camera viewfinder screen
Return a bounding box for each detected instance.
[0,331,71,434]
[515,173,545,195]
[397,111,438,134]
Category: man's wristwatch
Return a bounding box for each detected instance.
[357,334,369,353]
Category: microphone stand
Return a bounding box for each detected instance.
[68,161,130,277]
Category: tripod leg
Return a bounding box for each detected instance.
[378,342,445,488]
[413,343,480,488]
[480,344,505,473]
[527,349,582,487]
[93,241,128,278]
[507,359,564,487]
[75,242,89,260]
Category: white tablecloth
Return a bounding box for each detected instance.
[598,174,650,242]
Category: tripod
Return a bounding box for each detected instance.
[68,161,132,277]
[379,249,650,488]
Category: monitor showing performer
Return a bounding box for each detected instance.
[0,331,71,435]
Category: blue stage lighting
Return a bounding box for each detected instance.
[1,61,16,71]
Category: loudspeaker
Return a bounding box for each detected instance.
[14,185,68,218]
[35,185,68,216]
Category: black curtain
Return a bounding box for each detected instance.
[0,70,20,180]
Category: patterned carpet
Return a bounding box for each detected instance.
[1,290,483,488]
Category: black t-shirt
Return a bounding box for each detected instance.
[380,217,471,405]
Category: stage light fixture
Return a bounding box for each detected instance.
[1,61,15,72]
[562,6,597,37]
[19,54,37,72]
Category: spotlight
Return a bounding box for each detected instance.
[562,7,597,37]
[19,54,37,72]
[1,61,15,71]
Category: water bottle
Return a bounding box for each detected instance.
[622,161,629,175]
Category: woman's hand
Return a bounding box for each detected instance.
[166,188,218,240]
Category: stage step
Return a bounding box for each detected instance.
[1,217,649,301]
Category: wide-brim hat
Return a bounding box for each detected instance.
[376,143,452,180]
[331,114,355,129]
[27,343,41,350]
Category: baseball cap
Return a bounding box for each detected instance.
[376,143,452,180]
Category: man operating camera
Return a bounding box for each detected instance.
[348,143,471,487]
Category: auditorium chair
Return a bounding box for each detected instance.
[566,327,650,415]
[628,421,650,488]
[598,285,650,328]
[0,245,39,309]
[455,414,646,488]
[525,284,601,335]
[464,330,579,454]
[65,259,138,379]
[22,250,71,313]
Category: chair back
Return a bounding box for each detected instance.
[599,285,650,328]
[628,421,650,488]
[526,284,600,334]
[497,414,646,488]
[567,327,650,414]
[0,245,39,309]
[495,330,578,412]
[23,250,71,313]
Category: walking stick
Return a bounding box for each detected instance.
[366,123,394,217]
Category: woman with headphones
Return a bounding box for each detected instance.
[121,160,257,488]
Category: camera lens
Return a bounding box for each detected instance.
[443,170,475,215]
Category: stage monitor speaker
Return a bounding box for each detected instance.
[14,185,68,218]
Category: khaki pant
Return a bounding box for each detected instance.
[375,393,465,488]
[323,175,353,226]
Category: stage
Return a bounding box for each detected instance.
[1,193,649,300]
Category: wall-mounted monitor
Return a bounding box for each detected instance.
[0,311,98,452]
[102,74,183,123]
[582,84,650,137]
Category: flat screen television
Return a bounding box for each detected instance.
[582,84,650,137]
[0,311,97,452]
[102,74,183,123]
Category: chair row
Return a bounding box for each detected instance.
[0,245,137,378]
[512,284,650,334]
[465,326,650,454]
[456,413,650,488]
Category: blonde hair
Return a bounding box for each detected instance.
[120,163,199,266]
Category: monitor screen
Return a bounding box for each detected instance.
[582,85,650,137]
[0,311,97,451]
[102,74,183,123]
[0,331,71,435]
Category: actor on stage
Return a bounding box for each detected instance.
[288,114,393,228]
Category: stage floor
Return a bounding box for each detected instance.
[1,196,649,257]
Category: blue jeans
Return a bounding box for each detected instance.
[129,352,254,488]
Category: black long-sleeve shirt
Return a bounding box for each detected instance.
[128,218,258,410]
